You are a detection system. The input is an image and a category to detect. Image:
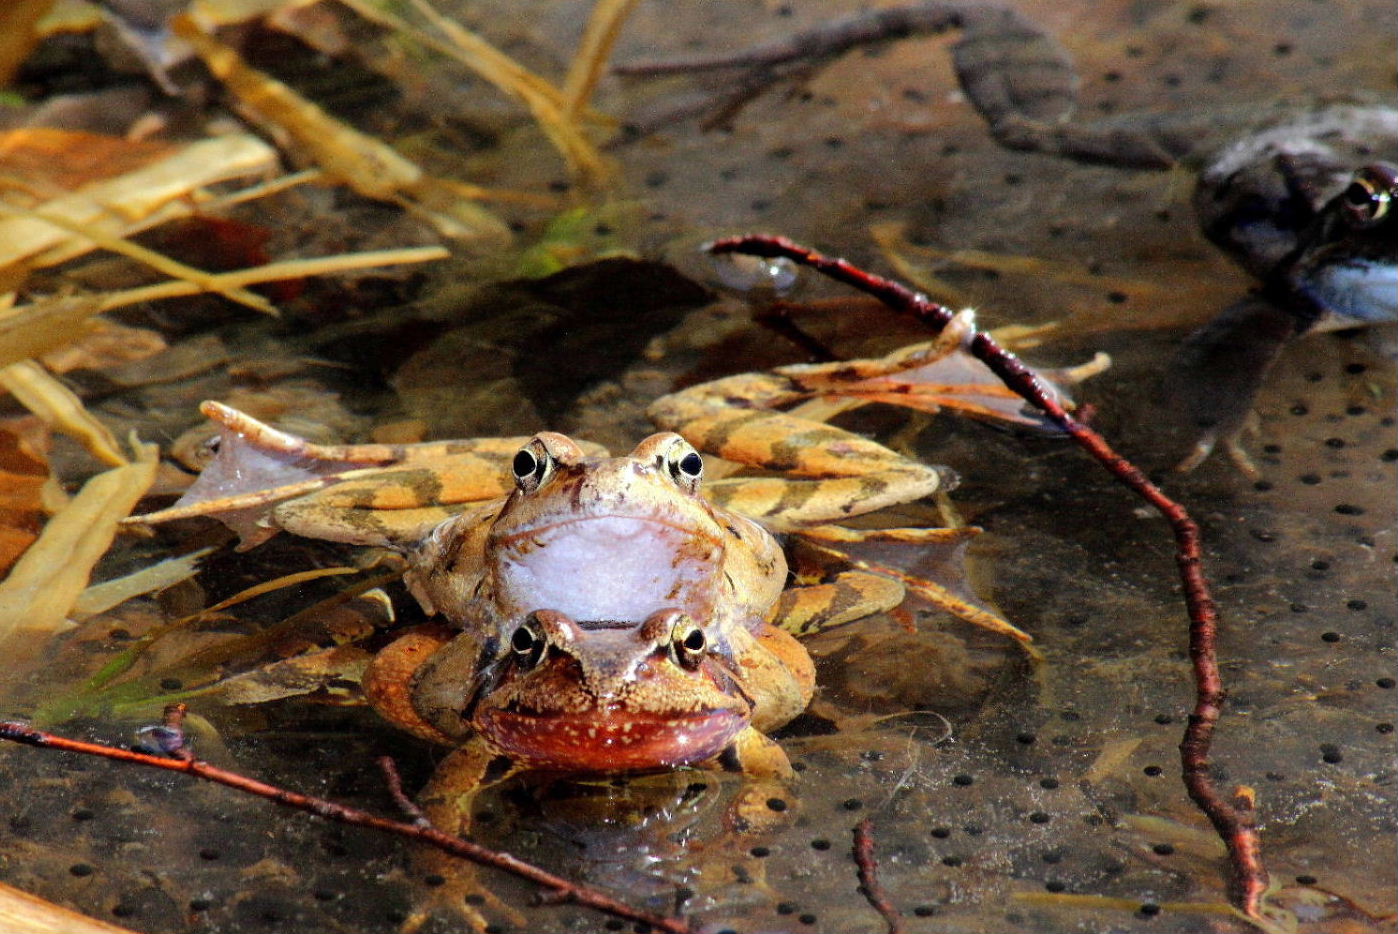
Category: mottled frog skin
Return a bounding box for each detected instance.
[359,431,814,783]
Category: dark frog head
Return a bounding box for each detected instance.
[1193,105,1398,330]
[1281,161,1396,326]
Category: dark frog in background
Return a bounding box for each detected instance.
[980,84,1397,471]
[1170,107,1397,472]
[620,4,1397,472]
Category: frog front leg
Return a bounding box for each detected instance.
[401,740,528,933]
[366,630,528,932]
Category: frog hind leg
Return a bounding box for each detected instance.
[771,569,908,637]
[787,525,1039,653]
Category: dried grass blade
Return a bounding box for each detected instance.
[0,246,446,369]
[561,0,642,118]
[0,880,137,934]
[0,361,127,466]
[344,0,611,186]
[70,546,218,620]
[102,245,452,310]
[203,566,363,615]
[0,133,277,272]
[0,203,276,314]
[0,437,157,673]
[173,14,510,240]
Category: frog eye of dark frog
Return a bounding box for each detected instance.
[1340,163,1397,230]
[511,443,553,493]
[670,619,707,670]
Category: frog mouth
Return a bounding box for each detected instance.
[494,515,723,623]
[476,704,749,772]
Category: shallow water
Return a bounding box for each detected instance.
[1,0,1393,931]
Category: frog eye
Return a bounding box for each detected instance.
[509,619,545,668]
[1340,163,1396,229]
[669,618,707,670]
[663,440,704,494]
[511,440,553,494]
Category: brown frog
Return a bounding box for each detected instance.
[358,430,822,788]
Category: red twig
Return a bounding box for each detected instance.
[853,818,904,934]
[0,719,692,934]
[706,234,1269,919]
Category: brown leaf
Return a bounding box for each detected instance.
[39,319,167,375]
[0,416,50,575]
[204,644,373,705]
[0,128,176,193]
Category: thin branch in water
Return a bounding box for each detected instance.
[615,3,966,75]
[705,234,1269,920]
[853,818,904,934]
[0,716,692,934]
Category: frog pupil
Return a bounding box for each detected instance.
[511,625,536,654]
[1344,180,1375,215]
[678,451,703,477]
[512,449,537,480]
[682,628,705,653]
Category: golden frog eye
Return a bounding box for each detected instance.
[663,439,703,494]
[670,618,706,670]
[511,440,553,493]
[1341,163,1396,230]
[509,619,545,668]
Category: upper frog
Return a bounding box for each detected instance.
[402,431,784,645]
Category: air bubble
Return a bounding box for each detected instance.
[709,253,799,295]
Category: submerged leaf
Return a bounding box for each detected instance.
[199,644,373,705]
[0,438,157,678]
